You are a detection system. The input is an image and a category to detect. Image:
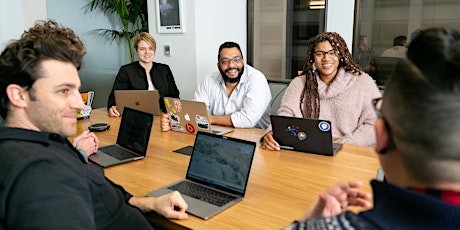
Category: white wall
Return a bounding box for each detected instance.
[0,0,47,50]
[149,0,247,100]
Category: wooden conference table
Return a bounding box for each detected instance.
[73,108,380,229]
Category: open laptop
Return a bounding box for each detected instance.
[147,131,256,219]
[115,90,161,115]
[164,97,233,135]
[270,115,343,156]
[89,107,154,167]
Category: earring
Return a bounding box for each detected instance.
[312,63,317,71]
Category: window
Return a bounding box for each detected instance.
[353,0,460,87]
[247,0,326,81]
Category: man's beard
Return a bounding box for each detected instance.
[220,65,244,83]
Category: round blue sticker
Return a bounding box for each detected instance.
[318,121,330,132]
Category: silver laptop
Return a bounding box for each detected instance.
[147,131,256,219]
[270,115,343,156]
[164,97,233,135]
[115,90,161,115]
[89,107,154,167]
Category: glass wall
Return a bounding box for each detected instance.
[248,0,326,81]
[353,0,460,87]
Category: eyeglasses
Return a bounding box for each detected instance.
[372,97,383,118]
[372,97,397,151]
[313,49,338,58]
[219,56,243,65]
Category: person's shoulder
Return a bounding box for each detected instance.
[122,61,139,68]
[291,75,307,84]
[346,70,375,85]
[245,64,269,82]
[246,64,264,76]
[153,62,170,68]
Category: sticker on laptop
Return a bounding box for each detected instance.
[195,115,210,130]
[297,131,307,141]
[318,121,331,132]
[286,126,299,136]
[171,124,184,132]
[164,98,176,113]
[173,99,182,113]
[169,112,180,124]
[285,126,307,141]
[185,123,195,133]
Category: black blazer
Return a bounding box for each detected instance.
[107,61,180,112]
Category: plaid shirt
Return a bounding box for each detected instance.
[411,187,460,206]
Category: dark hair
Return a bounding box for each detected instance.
[383,28,460,183]
[218,41,243,60]
[300,32,362,118]
[359,35,367,43]
[393,36,407,46]
[0,19,85,119]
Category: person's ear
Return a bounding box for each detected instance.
[6,84,28,108]
[375,118,391,154]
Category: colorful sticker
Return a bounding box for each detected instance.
[173,99,182,113]
[169,112,180,124]
[195,115,210,130]
[185,123,195,134]
[285,126,300,137]
[171,125,184,132]
[164,98,176,113]
[297,132,307,141]
[318,121,331,132]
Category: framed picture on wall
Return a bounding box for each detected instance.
[155,0,185,33]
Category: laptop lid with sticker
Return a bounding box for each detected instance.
[270,115,341,156]
[164,97,212,135]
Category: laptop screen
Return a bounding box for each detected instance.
[186,132,256,195]
[117,107,153,155]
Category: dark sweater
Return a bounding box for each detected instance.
[0,128,154,229]
[291,180,460,229]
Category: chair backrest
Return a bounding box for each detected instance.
[373,57,403,86]
[269,82,288,116]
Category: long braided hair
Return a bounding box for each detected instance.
[300,32,362,119]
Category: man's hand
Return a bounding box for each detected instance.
[160,113,171,132]
[261,131,280,150]
[109,106,120,117]
[72,130,99,156]
[299,181,371,221]
[129,191,189,220]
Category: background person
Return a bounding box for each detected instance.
[381,35,408,58]
[161,41,272,131]
[285,28,460,229]
[262,32,380,150]
[107,32,180,117]
[0,19,188,229]
[356,34,376,74]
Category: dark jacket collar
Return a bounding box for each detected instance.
[360,180,460,229]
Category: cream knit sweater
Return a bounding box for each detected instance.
[277,68,381,147]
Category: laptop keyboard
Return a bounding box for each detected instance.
[100,145,137,160]
[168,181,237,207]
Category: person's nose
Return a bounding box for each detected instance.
[228,59,239,68]
[72,92,85,111]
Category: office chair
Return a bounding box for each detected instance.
[373,57,402,86]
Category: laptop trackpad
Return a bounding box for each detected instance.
[89,151,120,166]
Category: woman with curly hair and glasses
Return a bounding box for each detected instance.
[262,32,381,150]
